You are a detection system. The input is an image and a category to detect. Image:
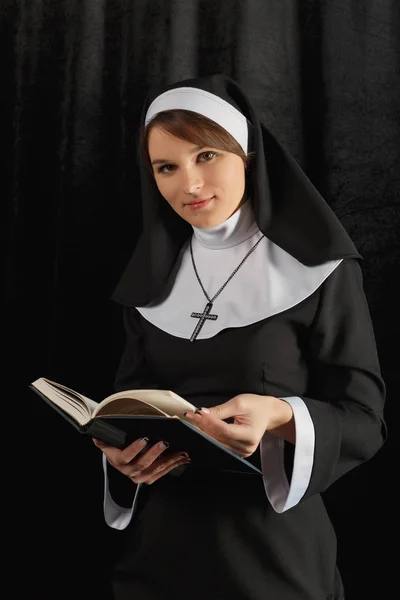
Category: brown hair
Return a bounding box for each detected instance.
[139,109,254,174]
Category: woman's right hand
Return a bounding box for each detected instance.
[93,437,191,485]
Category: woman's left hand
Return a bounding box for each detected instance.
[184,394,295,458]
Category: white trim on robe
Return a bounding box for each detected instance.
[102,453,142,530]
[260,396,315,513]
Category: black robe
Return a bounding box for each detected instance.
[108,258,386,600]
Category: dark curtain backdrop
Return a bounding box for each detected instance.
[2,1,398,599]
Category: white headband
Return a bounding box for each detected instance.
[144,87,248,154]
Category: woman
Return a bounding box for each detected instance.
[94,75,386,600]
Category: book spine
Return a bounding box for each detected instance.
[85,419,128,449]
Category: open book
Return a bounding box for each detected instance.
[29,378,261,475]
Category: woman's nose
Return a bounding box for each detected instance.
[182,169,203,195]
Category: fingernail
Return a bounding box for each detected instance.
[184,411,194,419]
[179,452,189,458]
[160,441,169,449]
[194,407,210,415]
[140,437,149,445]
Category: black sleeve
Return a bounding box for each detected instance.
[108,306,161,506]
[300,258,387,499]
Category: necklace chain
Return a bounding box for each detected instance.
[189,234,265,304]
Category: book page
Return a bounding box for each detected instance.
[94,397,171,417]
[31,378,94,426]
[94,389,196,418]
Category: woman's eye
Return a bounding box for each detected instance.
[199,151,217,162]
[158,164,176,174]
[156,151,217,174]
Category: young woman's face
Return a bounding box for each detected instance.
[148,127,246,229]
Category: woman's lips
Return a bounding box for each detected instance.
[186,196,214,210]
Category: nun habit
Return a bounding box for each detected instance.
[101,75,386,600]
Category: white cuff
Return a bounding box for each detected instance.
[260,396,315,512]
[102,453,142,530]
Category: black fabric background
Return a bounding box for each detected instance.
[2,1,398,599]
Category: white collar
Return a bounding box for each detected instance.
[192,200,260,250]
[136,204,342,340]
